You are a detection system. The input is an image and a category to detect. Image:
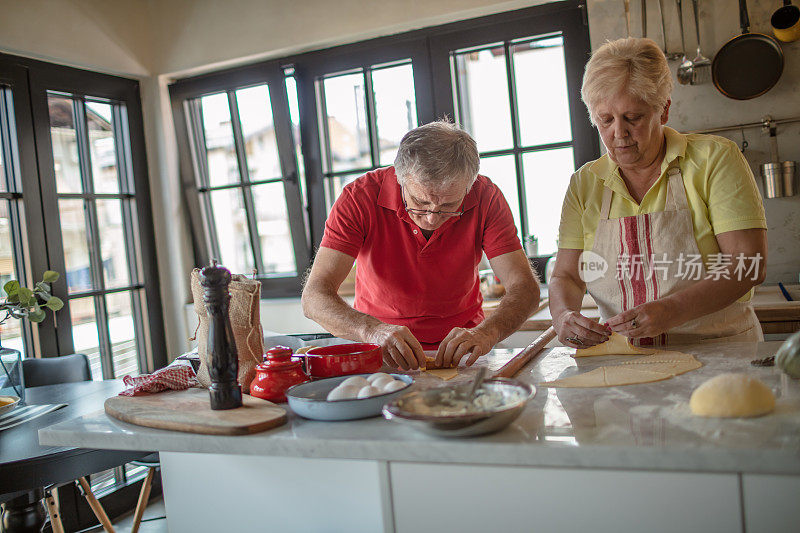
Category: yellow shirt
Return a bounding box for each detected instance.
[558,126,766,258]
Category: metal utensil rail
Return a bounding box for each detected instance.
[686,115,800,135]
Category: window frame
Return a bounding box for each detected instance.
[171,62,311,297]
[170,1,598,297]
[0,52,167,372]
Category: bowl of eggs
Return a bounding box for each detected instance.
[286,373,413,421]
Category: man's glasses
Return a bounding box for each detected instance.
[401,186,464,218]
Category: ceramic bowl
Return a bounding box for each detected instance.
[0,395,20,416]
[382,378,534,438]
[286,374,413,421]
[301,343,383,378]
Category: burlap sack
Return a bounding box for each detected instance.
[190,269,264,392]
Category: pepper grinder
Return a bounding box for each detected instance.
[200,263,243,410]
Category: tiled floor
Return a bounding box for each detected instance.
[85,496,168,533]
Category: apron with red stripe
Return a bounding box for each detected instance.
[586,166,762,346]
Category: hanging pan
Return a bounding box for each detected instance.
[712,0,784,100]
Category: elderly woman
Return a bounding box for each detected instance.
[549,38,767,348]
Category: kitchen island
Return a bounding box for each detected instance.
[40,341,800,533]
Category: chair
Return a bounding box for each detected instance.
[22,354,159,533]
[22,353,91,387]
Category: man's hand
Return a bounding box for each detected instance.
[606,299,678,339]
[553,309,610,348]
[435,327,496,368]
[368,324,426,370]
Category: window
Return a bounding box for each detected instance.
[0,53,166,378]
[317,60,418,210]
[172,68,310,297]
[0,81,30,356]
[172,2,598,295]
[449,35,577,255]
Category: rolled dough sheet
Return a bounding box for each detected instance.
[540,351,702,388]
[423,356,459,381]
[574,332,655,357]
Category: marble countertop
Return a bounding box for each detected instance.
[39,340,800,475]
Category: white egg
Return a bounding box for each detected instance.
[371,376,395,390]
[382,380,408,393]
[326,385,361,401]
[357,385,381,399]
[367,372,392,384]
[340,376,369,389]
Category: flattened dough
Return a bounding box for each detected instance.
[423,357,458,381]
[574,332,654,357]
[540,350,702,388]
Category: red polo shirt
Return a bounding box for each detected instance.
[320,167,521,347]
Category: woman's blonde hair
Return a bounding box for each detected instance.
[581,37,673,123]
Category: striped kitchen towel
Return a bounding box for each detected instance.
[0,403,67,432]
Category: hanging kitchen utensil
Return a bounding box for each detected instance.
[690,0,712,84]
[712,0,784,100]
[760,120,784,198]
[658,0,670,52]
[642,0,648,36]
[625,0,632,37]
[771,0,800,42]
[676,0,694,84]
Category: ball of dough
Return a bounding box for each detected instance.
[690,373,775,418]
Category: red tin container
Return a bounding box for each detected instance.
[249,346,309,403]
[302,343,382,378]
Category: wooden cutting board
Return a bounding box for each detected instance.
[105,388,287,435]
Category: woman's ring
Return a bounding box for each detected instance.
[566,336,584,345]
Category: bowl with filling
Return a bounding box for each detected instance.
[382,378,534,437]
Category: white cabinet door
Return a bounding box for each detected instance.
[390,463,741,533]
[743,474,800,533]
[161,452,387,533]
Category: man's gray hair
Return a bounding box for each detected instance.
[393,120,480,189]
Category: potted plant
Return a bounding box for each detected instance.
[0,271,63,401]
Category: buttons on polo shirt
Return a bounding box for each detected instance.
[413,229,418,234]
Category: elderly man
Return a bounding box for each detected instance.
[302,121,540,370]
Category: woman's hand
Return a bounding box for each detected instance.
[553,309,610,348]
[606,299,677,338]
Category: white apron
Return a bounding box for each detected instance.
[586,166,762,346]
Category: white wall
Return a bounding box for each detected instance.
[0,0,152,76]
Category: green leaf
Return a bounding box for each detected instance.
[35,282,51,293]
[37,291,51,302]
[3,280,19,297]
[6,292,19,304]
[42,271,60,283]
[45,297,64,311]
[17,287,33,307]
[29,304,45,322]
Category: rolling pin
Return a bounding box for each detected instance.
[493,326,556,378]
